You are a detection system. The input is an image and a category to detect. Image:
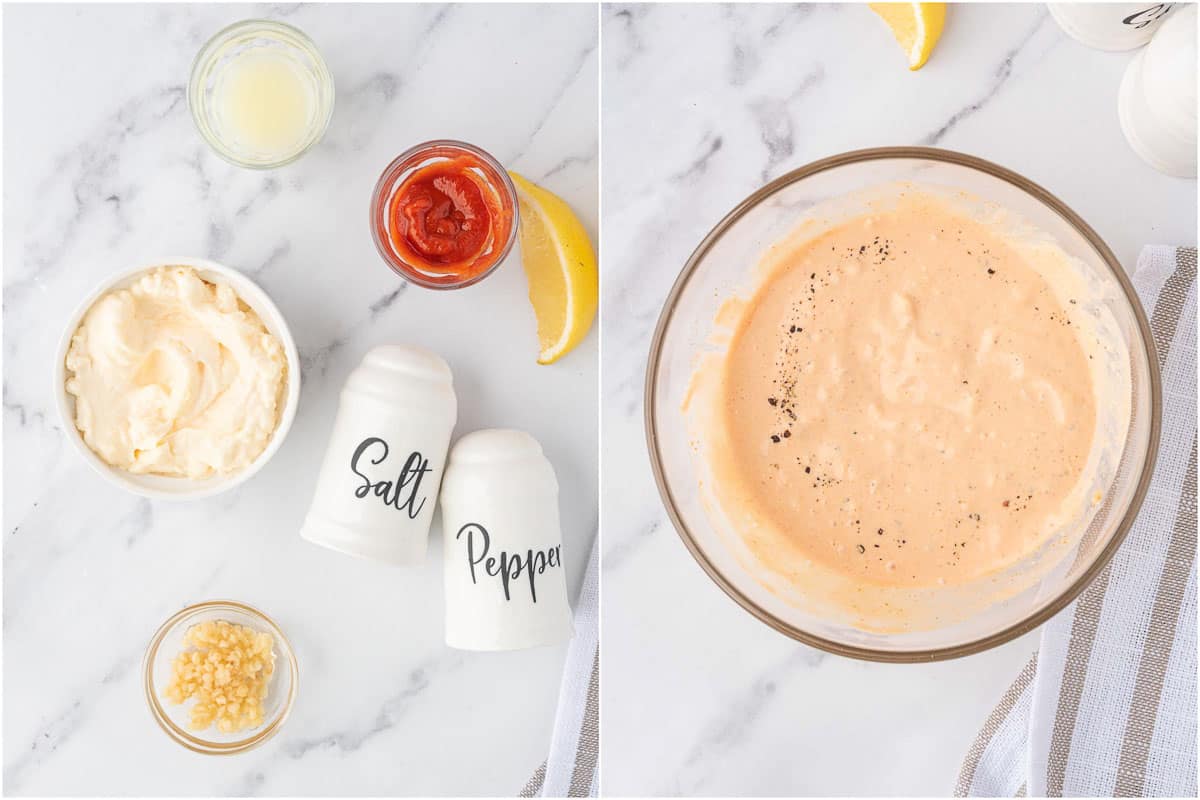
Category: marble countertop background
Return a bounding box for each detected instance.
[600,3,1196,797]
[3,3,597,796]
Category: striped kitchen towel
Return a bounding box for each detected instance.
[521,533,600,798]
[957,245,1198,798]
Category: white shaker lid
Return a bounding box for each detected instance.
[449,428,544,462]
[344,344,454,398]
[442,428,559,498]
[1120,42,1198,177]
[1142,4,1197,143]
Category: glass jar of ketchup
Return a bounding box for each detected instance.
[370,140,518,290]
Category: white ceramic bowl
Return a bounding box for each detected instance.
[54,257,301,499]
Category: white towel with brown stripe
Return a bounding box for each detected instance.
[957,245,1198,798]
[521,534,600,798]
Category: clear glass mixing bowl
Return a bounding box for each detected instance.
[644,147,1161,661]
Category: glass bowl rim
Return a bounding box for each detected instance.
[369,138,520,290]
[642,145,1163,663]
[187,17,335,170]
[142,599,299,754]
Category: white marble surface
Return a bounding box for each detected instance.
[3,3,596,795]
[600,3,1196,797]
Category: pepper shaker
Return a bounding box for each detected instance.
[300,344,457,565]
[1118,3,1197,177]
[440,429,573,650]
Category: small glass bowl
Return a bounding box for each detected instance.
[143,600,298,754]
[188,19,334,169]
[370,139,519,290]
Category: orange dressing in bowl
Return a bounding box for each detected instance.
[708,193,1098,591]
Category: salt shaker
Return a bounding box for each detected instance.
[1048,3,1176,51]
[300,345,457,565]
[440,429,573,650]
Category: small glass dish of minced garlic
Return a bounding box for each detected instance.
[143,600,297,754]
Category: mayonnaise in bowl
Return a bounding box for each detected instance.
[56,259,300,498]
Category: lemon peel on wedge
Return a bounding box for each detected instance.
[869,2,946,71]
[508,171,598,365]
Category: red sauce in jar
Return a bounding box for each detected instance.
[385,154,513,283]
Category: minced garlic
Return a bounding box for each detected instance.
[164,620,276,734]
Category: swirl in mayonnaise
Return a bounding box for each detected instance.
[65,266,286,478]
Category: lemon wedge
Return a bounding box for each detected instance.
[508,171,598,365]
[869,2,946,71]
